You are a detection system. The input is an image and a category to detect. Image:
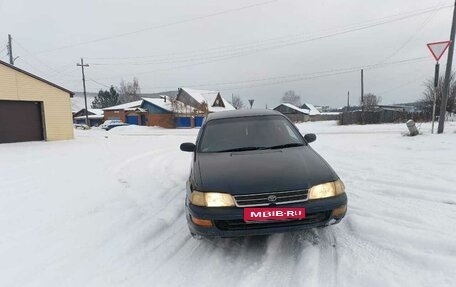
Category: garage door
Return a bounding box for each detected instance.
[126,115,139,125]
[175,117,191,128]
[194,116,205,127]
[0,100,44,143]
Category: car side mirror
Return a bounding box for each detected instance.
[304,133,316,143]
[180,142,196,152]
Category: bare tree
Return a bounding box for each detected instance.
[230,95,245,109]
[200,101,209,116]
[281,90,301,107]
[118,77,141,104]
[420,75,456,115]
[361,93,382,110]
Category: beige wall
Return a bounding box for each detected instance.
[0,64,74,141]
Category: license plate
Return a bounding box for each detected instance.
[243,207,306,222]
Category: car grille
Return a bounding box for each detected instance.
[214,212,329,231]
[233,189,309,207]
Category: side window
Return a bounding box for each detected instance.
[283,123,301,142]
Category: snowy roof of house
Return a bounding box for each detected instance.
[301,103,320,116]
[125,107,147,113]
[181,88,235,112]
[103,100,143,111]
[88,109,103,115]
[74,114,104,120]
[142,97,173,112]
[277,103,310,114]
[142,96,195,113]
[320,112,342,115]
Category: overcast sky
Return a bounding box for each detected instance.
[0,0,454,108]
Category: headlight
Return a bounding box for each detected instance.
[308,179,345,200]
[189,191,235,207]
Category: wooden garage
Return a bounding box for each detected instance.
[0,60,74,143]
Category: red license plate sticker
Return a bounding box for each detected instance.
[244,207,306,222]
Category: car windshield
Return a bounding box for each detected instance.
[199,115,304,153]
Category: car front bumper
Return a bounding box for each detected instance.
[186,193,348,238]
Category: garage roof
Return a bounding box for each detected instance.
[0,60,74,96]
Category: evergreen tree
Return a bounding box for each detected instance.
[91,86,120,108]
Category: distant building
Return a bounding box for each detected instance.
[273,103,310,122]
[103,100,145,125]
[175,88,235,113]
[141,96,197,128]
[300,103,321,115]
[73,108,104,127]
[71,92,97,114]
[314,105,330,113]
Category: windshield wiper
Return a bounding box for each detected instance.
[265,143,304,149]
[216,146,267,152]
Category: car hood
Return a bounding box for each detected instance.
[193,146,338,195]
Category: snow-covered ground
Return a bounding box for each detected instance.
[1,121,455,287]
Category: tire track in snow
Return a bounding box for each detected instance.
[110,145,350,287]
[104,144,197,273]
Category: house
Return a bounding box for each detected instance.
[0,60,74,143]
[300,103,321,116]
[314,105,331,113]
[73,108,104,127]
[273,103,310,122]
[142,96,204,128]
[175,88,235,113]
[71,92,97,114]
[102,100,145,125]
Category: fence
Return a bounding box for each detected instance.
[340,110,431,125]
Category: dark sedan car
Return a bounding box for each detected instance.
[180,109,347,238]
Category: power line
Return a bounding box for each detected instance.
[85,55,429,92]
[13,39,81,83]
[86,4,451,82]
[377,73,430,96]
[378,0,445,64]
[13,39,64,75]
[190,57,432,91]
[14,57,52,76]
[0,42,7,56]
[87,3,452,66]
[35,0,281,55]
[87,77,111,89]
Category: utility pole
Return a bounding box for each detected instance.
[361,69,365,124]
[77,58,90,126]
[7,34,14,65]
[438,0,456,133]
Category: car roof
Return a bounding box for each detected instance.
[205,109,283,121]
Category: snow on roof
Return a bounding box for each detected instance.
[103,100,143,111]
[88,109,103,115]
[320,112,342,115]
[74,114,104,120]
[277,103,310,114]
[142,96,195,114]
[181,88,235,112]
[125,107,147,113]
[142,97,173,112]
[302,103,320,116]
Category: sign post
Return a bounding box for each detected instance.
[426,41,451,133]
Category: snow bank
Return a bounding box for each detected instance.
[1,121,455,286]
